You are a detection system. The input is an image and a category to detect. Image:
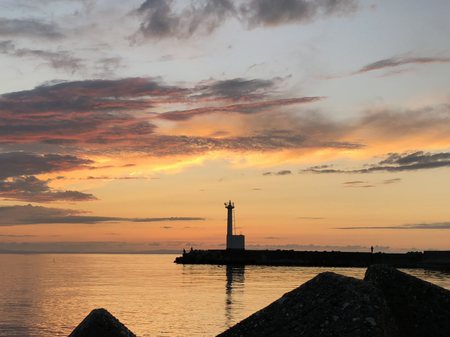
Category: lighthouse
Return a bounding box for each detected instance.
[225,200,245,250]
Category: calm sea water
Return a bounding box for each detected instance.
[0,254,448,337]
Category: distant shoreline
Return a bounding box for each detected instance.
[0,250,181,254]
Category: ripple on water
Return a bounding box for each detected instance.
[0,254,448,337]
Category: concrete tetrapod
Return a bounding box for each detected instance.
[218,272,398,337]
[68,308,137,337]
[364,264,450,337]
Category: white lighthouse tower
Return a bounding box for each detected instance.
[225,200,245,250]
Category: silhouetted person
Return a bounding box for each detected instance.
[183,248,186,255]
[371,246,374,254]
[190,247,193,252]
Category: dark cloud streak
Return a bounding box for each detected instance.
[0,18,63,39]
[157,97,323,121]
[0,152,92,180]
[355,56,450,74]
[13,47,84,73]
[304,151,450,174]
[0,205,205,226]
[196,78,275,99]
[136,0,236,39]
[0,152,95,202]
[135,0,358,39]
[0,176,96,202]
[0,41,127,74]
[343,180,373,188]
[337,222,450,230]
[382,178,401,184]
[242,0,358,27]
[263,170,292,176]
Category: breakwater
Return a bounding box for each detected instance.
[175,249,450,269]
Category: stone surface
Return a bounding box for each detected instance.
[218,272,398,337]
[68,308,137,337]
[365,264,450,337]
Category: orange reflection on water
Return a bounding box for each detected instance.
[0,254,448,337]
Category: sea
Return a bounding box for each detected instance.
[0,254,448,337]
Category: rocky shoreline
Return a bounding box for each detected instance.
[68,265,450,337]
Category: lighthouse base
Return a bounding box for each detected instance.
[227,234,245,250]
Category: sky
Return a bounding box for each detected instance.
[0,0,450,253]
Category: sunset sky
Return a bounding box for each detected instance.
[1,0,450,252]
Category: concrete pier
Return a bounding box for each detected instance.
[175,249,450,270]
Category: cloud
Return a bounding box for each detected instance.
[0,77,356,156]
[94,57,124,76]
[134,0,358,39]
[0,204,205,226]
[157,97,323,121]
[343,180,366,185]
[343,180,374,188]
[3,76,289,141]
[89,132,359,157]
[342,178,401,188]
[0,77,185,114]
[3,76,449,164]
[297,216,324,220]
[0,18,63,39]
[355,56,450,74]
[2,77,188,108]
[0,152,96,202]
[83,176,148,180]
[195,78,275,100]
[304,151,450,174]
[263,169,292,176]
[242,0,358,28]
[136,0,182,39]
[0,41,127,75]
[136,0,236,39]
[378,151,450,168]
[0,152,92,180]
[382,178,401,184]
[8,45,83,73]
[0,78,167,145]
[137,134,286,156]
[0,40,14,53]
[352,104,450,145]
[0,176,96,202]
[336,222,450,230]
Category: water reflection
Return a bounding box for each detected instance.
[0,255,49,337]
[225,265,245,328]
[0,255,448,337]
[403,268,450,289]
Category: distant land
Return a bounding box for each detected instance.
[0,249,181,254]
[0,243,426,254]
